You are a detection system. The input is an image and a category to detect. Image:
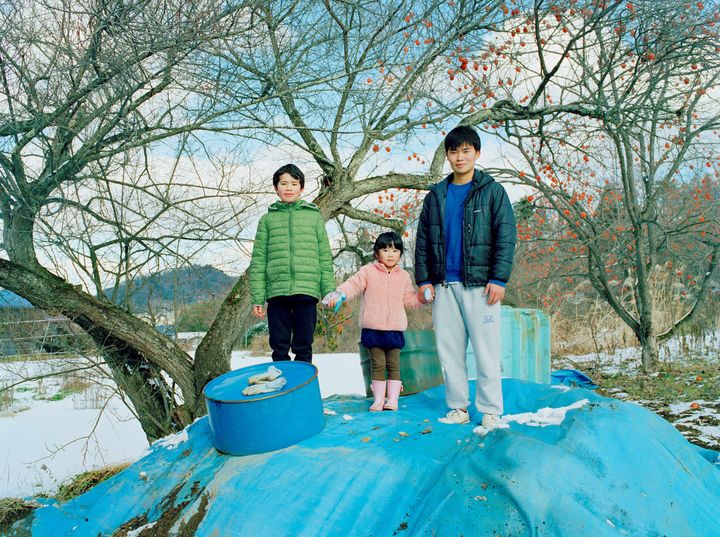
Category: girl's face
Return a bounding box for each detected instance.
[376,245,401,270]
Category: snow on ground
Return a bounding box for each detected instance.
[0,357,148,499]
[554,330,720,375]
[472,399,590,436]
[229,351,366,398]
[0,352,365,498]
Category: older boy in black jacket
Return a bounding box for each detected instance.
[415,126,516,428]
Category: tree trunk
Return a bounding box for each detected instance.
[0,259,197,439]
[98,338,185,442]
[636,302,659,372]
[192,272,251,415]
[638,329,659,373]
[3,205,42,269]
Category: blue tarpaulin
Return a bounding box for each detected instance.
[551,369,598,389]
[7,379,720,536]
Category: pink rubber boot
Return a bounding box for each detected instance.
[369,380,386,411]
[383,380,403,410]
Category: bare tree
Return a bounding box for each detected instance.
[0,0,268,439]
[489,1,720,369]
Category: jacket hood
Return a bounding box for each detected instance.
[268,199,320,212]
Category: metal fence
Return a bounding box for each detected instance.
[0,316,88,359]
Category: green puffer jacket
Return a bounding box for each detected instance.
[249,200,335,304]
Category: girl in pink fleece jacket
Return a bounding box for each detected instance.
[323,231,422,411]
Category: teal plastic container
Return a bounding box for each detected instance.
[466,306,551,384]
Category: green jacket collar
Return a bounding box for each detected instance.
[268,199,320,212]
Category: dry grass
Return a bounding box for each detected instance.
[550,266,720,356]
[0,463,133,530]
[596,360,720,403]
[55,463,131,503]
[0,498,42,532]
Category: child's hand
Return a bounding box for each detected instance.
[321,291,340,308]
[252,305,265,318]
[418,284,434,304]
[322,291,345,312]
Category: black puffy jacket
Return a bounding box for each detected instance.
[414,169,516,286]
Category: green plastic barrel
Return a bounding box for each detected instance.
[359,330,444,397]
[466,306,551,384]
[359,308,551,397]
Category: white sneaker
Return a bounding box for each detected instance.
[438,408,470,424]
[481,413,501,430]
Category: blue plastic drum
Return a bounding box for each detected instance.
[203,361,324,456]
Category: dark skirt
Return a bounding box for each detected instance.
[361,328,405,350]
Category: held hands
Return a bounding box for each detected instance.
[484,283,505,305]
[252,304,265,318]
[321,291,345,312]
[418,284,435,304]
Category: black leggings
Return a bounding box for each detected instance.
[369,347,401,381]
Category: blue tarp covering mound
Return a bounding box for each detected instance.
[8,379,720,536]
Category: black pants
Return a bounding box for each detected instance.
[266,295,318,363]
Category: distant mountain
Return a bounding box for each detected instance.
[0,289,33,308]
[105,265,237,311]
[1,266,237,312]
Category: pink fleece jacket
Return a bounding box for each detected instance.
[337,262,422,331]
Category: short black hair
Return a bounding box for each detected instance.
[373,231,404,257]
[444,126,481,152]
[273,164,305,188]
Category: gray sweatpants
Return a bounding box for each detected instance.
[432,283,503,415]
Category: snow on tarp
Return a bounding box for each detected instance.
[7,379,720,537]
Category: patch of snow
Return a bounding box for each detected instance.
[606,519,616,528]
[669,402,693,413]
[550,385,571,392]
[152,430,188,450]
[0,386,147,499]
[323,408,337,416]
[556,330,720,376]
[230,352,366,398]
[175,332,207,339]
[473,423,509,436]
[127,521,157,536]
[342,414,354,421]
[474,399,590,436]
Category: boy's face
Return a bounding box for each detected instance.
[376,246,401,270]
[446,142,480,175]
[274,173,304,203]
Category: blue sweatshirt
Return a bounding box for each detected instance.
[445,182,472,282]
[441,181,505,287]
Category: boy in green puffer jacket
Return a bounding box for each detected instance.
[249,164,335,363]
